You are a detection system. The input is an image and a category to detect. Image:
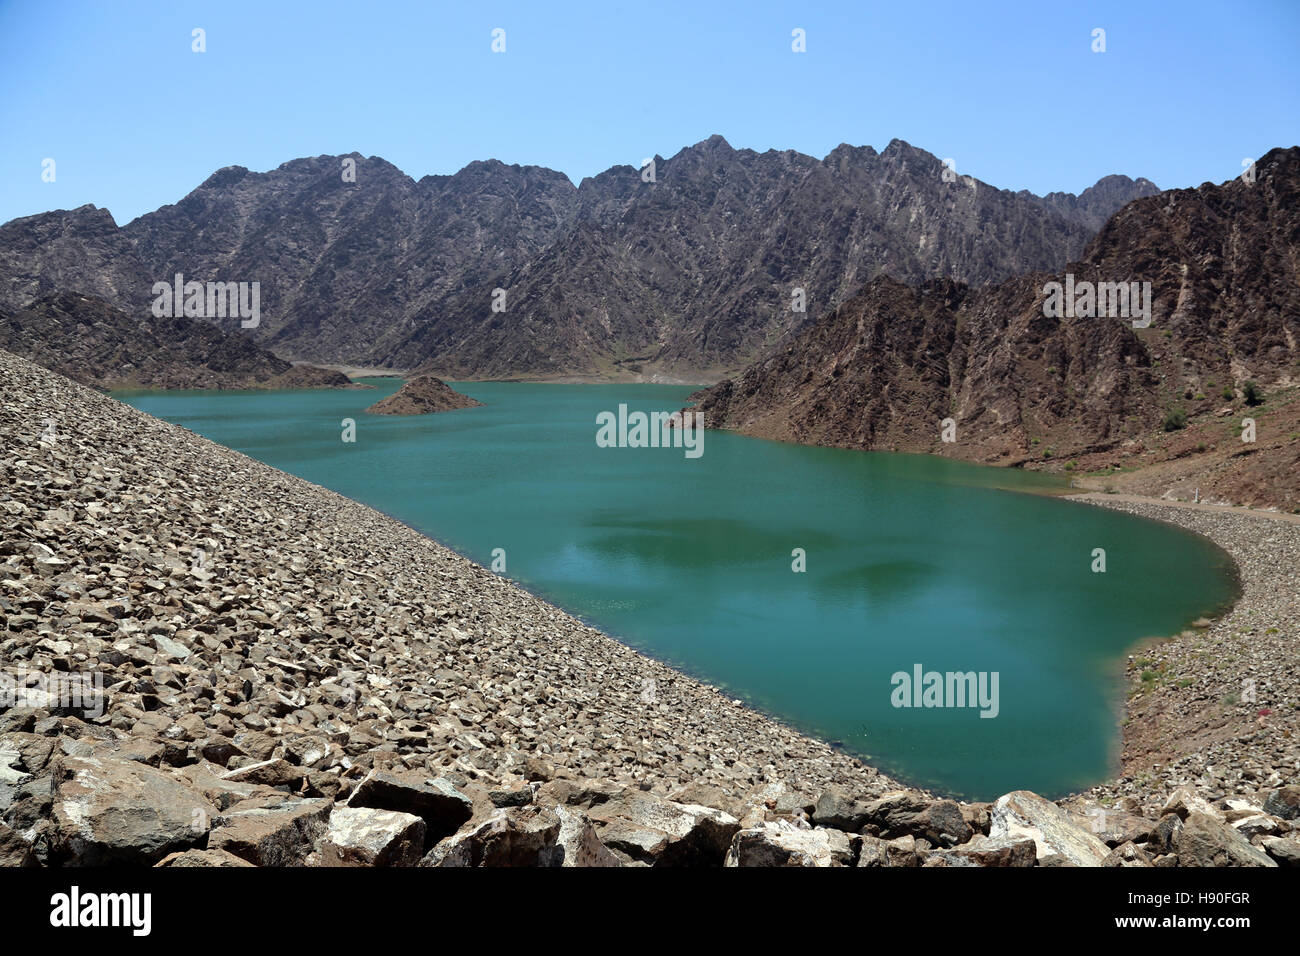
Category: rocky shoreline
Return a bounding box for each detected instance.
[1065,496,1299,809]
[1,349,1294,867]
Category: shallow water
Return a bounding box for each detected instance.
[116,379,1239,799]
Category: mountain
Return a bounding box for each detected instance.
[0,139,1157,380]
[0,292,353,390]
[693,147,1300,476]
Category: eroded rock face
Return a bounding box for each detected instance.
[0,141,1155,379]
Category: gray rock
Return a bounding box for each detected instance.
[316,806,425,866]
[48,755,216,865]
[725,821,855,867]
[208,795,333,866]
[990,790,1111,866]
[1173,811,1277,867]
[588,790,740,866]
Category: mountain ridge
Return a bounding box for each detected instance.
[0,137,1159,380]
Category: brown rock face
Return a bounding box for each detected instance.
[0,291,353,390]
[695,147,1299,469]
[363,375,482,415]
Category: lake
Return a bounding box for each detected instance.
[115,379,1239,800]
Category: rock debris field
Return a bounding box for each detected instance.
[0,349,1295,867]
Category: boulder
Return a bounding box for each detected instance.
[990,791,1110,866]
[1069,806,1156,847]
[551,805,623,867]
[810,788,872,831]
[929,834,1037,867]
[47,755,216,865]
[208,795,332,866]
[1173,811,1277,867]
[423,807,561,867]
[1102,841,1154,867]
[1162,786,1224,821]
[315,806,425,866]
[155,848,254,867]
[864,790,972,846]
[588,790,740,866]
[1259,836,1300,867]
[346,769,473,846]
[725,821,855,867]
[0,820,37,866]
[1263,786,1300,821]
[857,833,921,867]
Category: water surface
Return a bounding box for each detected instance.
[116,379,1238,799]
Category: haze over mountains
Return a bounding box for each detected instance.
[0,136,1158,381]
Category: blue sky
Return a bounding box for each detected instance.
[1,0,1297,225]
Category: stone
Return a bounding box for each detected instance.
[1259,836,1300,867]
[550,805,622,867]
[208,796,333,866]
[1162,786,1224,821]
[930,834,1038,867]
[1263,786,1300,821]
[155,848,254,867]
[588,790,740,866]
[857,833,921,867]
[315,806,425,867]
[725,821,855,867]
[0,820,37,866]
[346,769,473,846]
[810,788,871,831]
[47,755,216,865]
[423,807,561,867]
[1102,841,1154,867]
[990,791,1111,866]
[1173,812,1277,867]
[864,790,972,846]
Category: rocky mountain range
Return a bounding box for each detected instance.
[0,138,1158,380]
[0,292,352,390]
[693,147,1300,473]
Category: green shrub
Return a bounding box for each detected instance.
[1222,386,1235,400]
[1243,381,1263,406]
[1162,408,1188,431]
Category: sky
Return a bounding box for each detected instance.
[1,0,1297,226]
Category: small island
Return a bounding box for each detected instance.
[364,374,483,415]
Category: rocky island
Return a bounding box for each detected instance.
[364,375,483,416]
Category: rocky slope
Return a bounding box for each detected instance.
[693,146,1300,503]
[0,292,353,390]
[0,140,1156,379]
[364,376,482,415]
[2,349,1296,867]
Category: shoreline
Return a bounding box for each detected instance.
[1064,494,1299,808]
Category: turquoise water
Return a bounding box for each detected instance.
[116,379,1239,800]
